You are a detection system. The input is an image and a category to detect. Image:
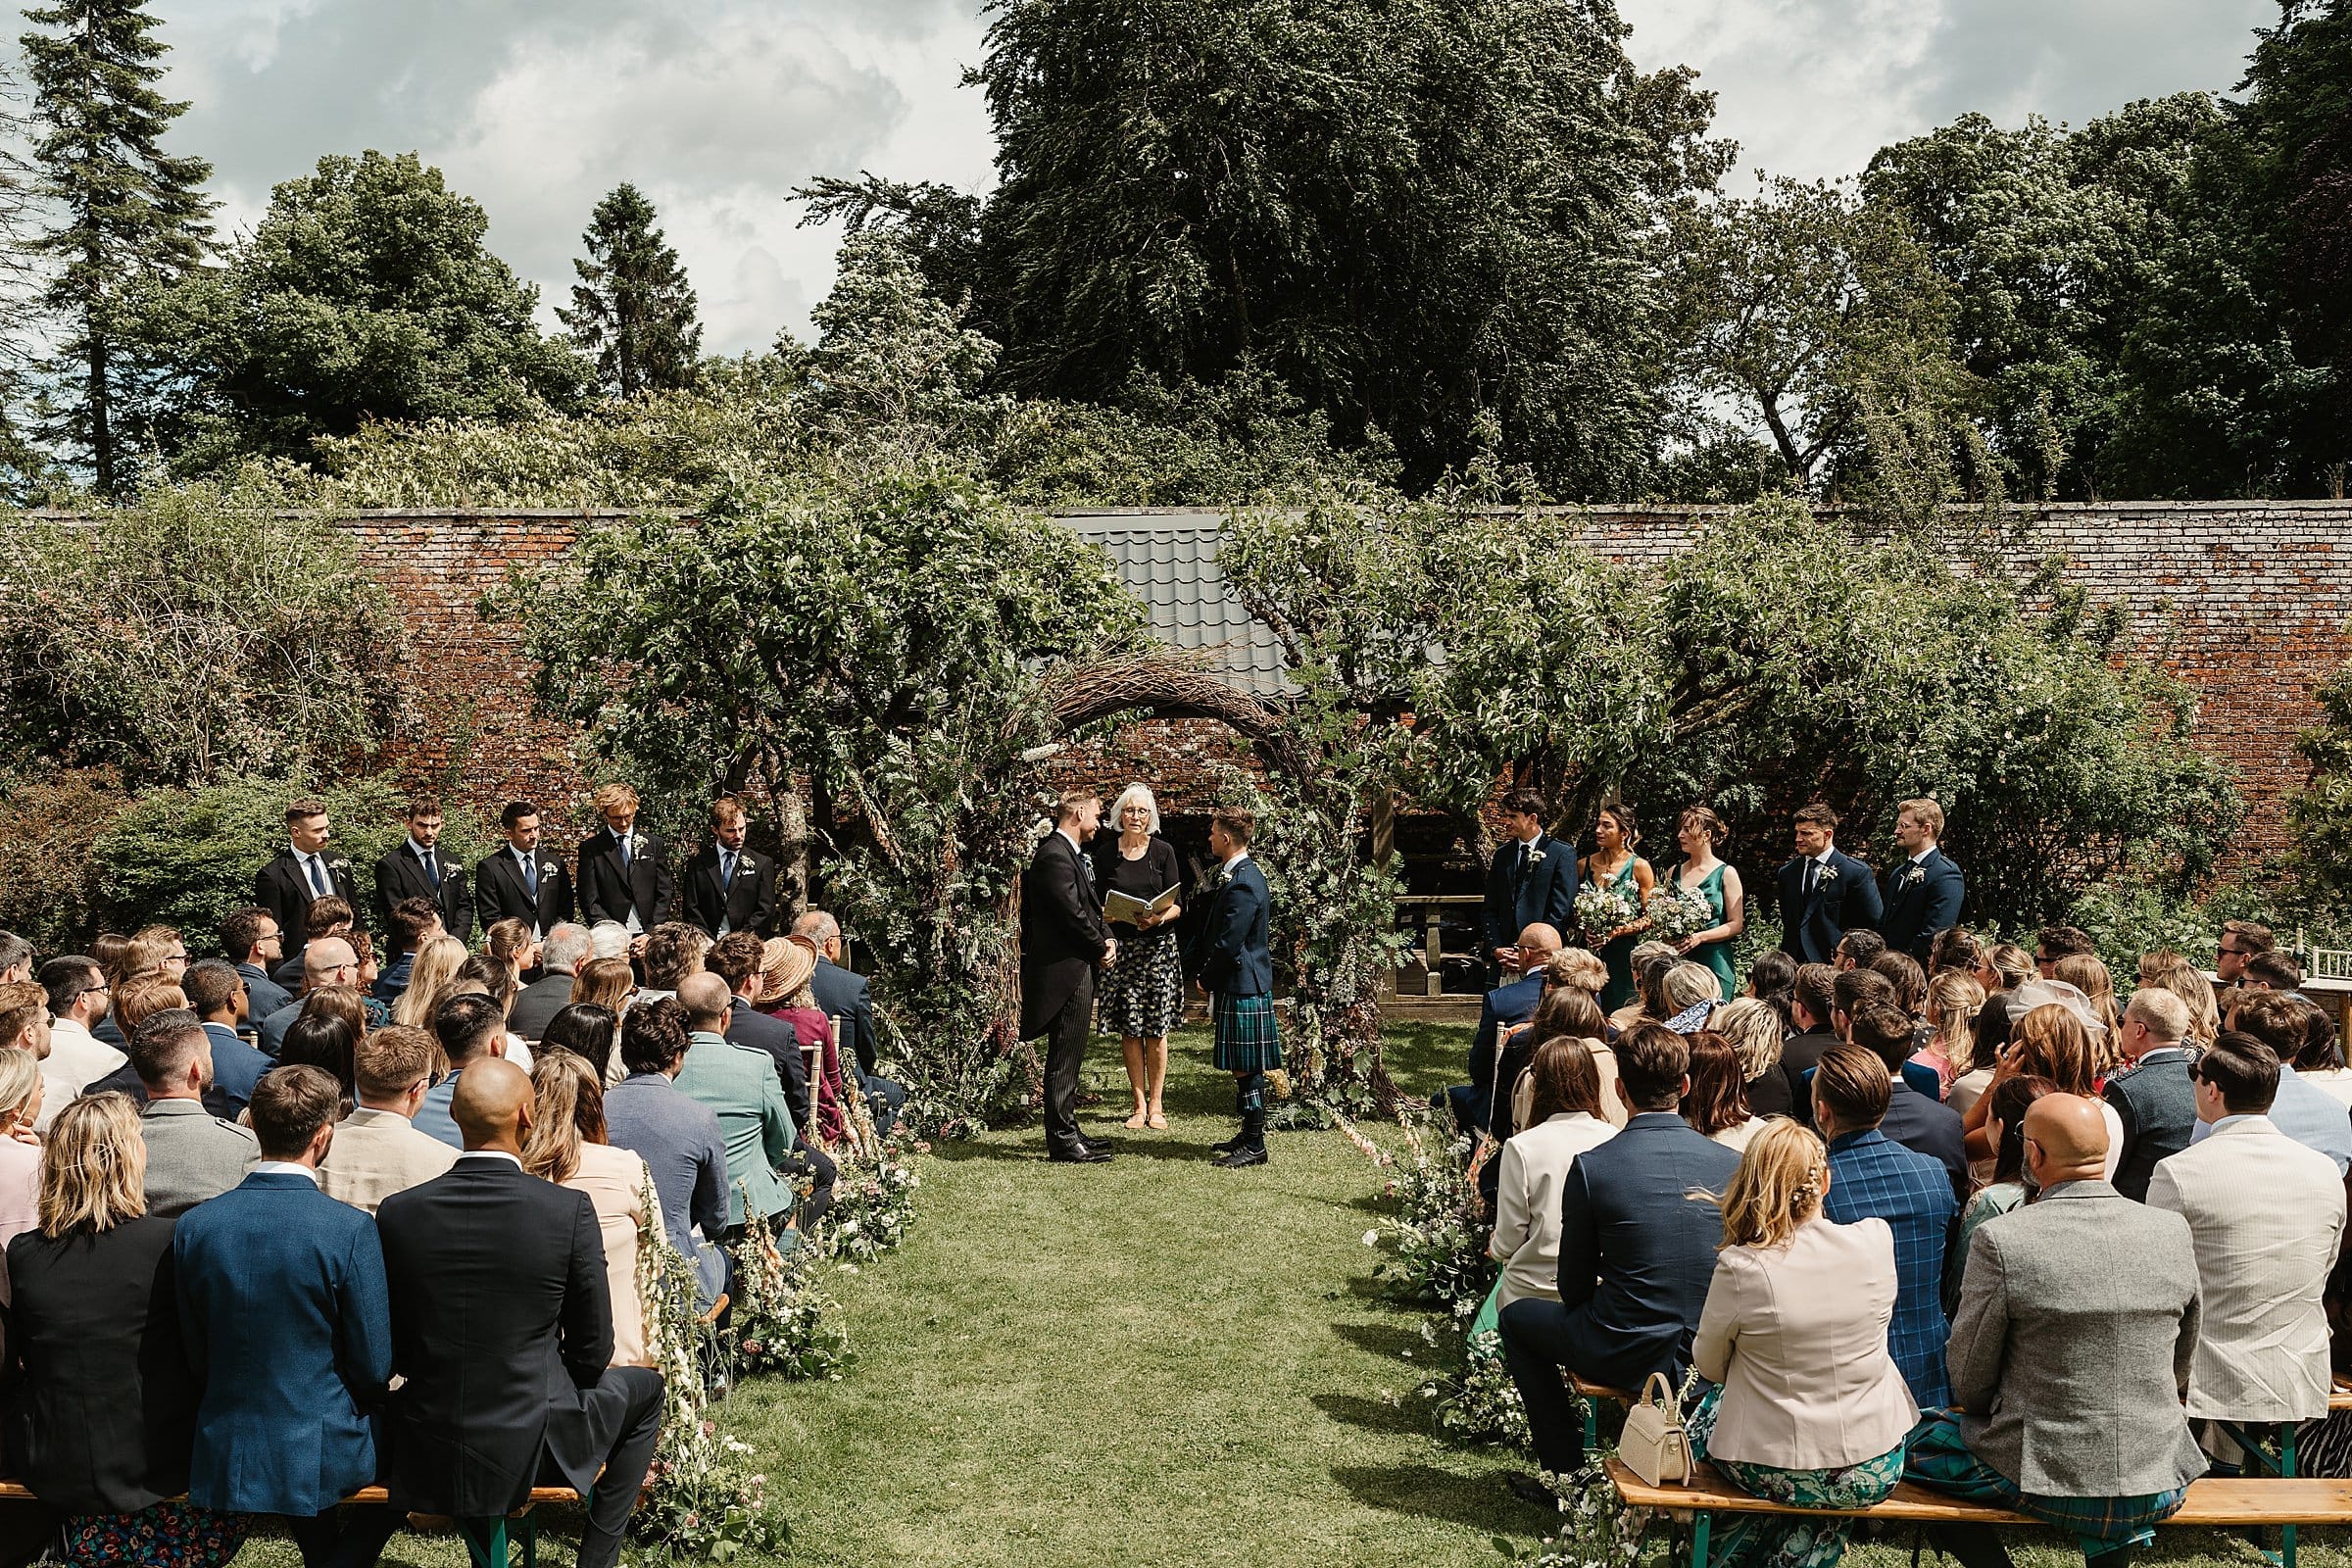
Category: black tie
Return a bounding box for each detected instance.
[1803,859,1819,899]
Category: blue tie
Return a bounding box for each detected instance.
[721,851,738,888]
[521,852,538,897]
[617,832,632,870]
[307,856,329,897]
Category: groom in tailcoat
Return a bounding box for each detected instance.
[1481,790,1579,983]
[1775,803,1884,966]
[1878,797,1966,962]
[1020,791,1117,1163]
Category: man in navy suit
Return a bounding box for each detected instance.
[1188,808,1281,1168]
[1775,803,1884,965]
[1877,797,1966,962]
[1497,1023,1740,1489]
[176,1063,401,1568]
[182,958,271,1115]
[1442,923,1561,1136]
[1482,791,1579,981]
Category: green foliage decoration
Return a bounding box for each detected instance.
[559,182,703,398]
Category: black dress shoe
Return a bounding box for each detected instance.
[1050,1144,1114,1163]
[1210,1133,1244,1154]
[1212,1144,1266,1168]
[1505,1473,1557,1509]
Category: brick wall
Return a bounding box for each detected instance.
[341,501,2352,858]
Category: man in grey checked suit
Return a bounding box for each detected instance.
[130,1009,259,1217]
[1907,1094,2205,1568]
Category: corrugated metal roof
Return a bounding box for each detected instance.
[1056,511,1293,696]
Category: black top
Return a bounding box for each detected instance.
[1094,835,1185,911]
[3,1216,196,1513]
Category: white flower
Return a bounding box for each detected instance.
[1527,848,1546,865]
[1819,864,1839,883]
[1362,1229,1380,1247]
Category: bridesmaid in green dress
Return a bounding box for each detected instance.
[1580,804,1655,1013]
[1671,804,1747,1001]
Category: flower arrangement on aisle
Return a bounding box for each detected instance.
[816,1093,928,1263]
[727,1222,851,1380]
[1573,880,1640,943]
[1642,881,1715,943]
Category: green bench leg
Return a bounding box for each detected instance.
[1583,1396,1598,1453]
[460,1518,509,1568]
[1690,1508,1712,1568]
[2283,1423,2298,1568]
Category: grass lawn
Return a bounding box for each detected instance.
[235,1020,2352,1567]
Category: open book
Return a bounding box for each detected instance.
[1103,884,1181,926]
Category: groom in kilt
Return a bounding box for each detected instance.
[1190,808,1280,1169]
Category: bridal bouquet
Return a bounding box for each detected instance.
[1643,883,1715,943]
[1573,881,1639,940]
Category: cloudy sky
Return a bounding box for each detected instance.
[81,0,2278,356]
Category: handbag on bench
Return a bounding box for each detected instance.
[1617,1371,1691,1487]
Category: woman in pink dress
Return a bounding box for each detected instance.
[759,936,850,1146]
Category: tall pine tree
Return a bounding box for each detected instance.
[559,183,702,397]
[22,0,212,495]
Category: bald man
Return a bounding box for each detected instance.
[1906,1095,2205,1568]
[375,1059,664,1568]
[258,936,361,1058]
[1446,921,1564,1136]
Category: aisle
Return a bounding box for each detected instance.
[730,1024,1546,1568]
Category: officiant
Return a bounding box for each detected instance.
[1091,783,1189,1132]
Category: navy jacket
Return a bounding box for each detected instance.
[200,1022,270,1114]
[1466,974,1543,1136]
[1554,1112,1741,1390]
[174,1170,392,1516]
[236,961,293,1024]
[1878,848,1965,962]
[1189,857,1273,997]
[1483,833,1579,956]
[1879,1079,1969,1203]
[1775,848,1884,965]
[811,958,879,1079]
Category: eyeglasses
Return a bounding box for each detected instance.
[73,982,111,1001]
[2217,944,2246,956]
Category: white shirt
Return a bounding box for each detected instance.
[252,1160,320,1185]
[1221,850,1250,876]
[1056,827,1084,857]
[38,1018,125,1132]
[458,1150,523,1169]
[292,846,333,892]
[1910,845,1936,866]
[2191,1111,2265,1146]
[408,837,441,873]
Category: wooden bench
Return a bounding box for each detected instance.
[1606,1459,2352,1568]
[0,1483,592,1568]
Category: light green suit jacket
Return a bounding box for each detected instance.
[674,1029,797,1227]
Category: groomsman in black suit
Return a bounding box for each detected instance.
[473,801,575,939]
[1774,803,1883,966]
[373,796,474,946]
[1876,797,1965,962]
[680,796,781,939]
[376,1058,663,1568]
[1481,790,1579,982]
[1019,791,1117,1163]
[577,784,675,941]
[252,798,359,963]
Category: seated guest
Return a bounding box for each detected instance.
[570,956,638,1028]
[760,937,853,1142]
[2289,1005,2352,1105]
[1962,1001,2118,1176]
[175,1064,401,1568]
[275,896,359,989]
[1488,1038,1616,1309]
[258,937,360,1058]
[222,906,293,1022]
[35,954,123,1125]
[1448,922,1562,1137]
[1778,962,1840,1118]
[1846,1003,1968,1200]
[796,908,907,1130]
[2136,950,2220,1048]
[376,1060,665,1568]
[458,953,533,1064]
[2149,1034,2345,1431]
[1492,985,1616,1144]
[2225,989,2352,1174]
[131,1009,260,1217]
[321,1025,460,1214]
[636,922,710,1007]
[539,1002,623,1083]
[1712,996,1791,1120]
[1869,949,1928,1024]
[1689,1119,1916,1568]
[0,1053,41,1250]
[1943,1074,2058,1316]
[1497,1023,1740,1489]
[1609,941,1681,1033]
[1813,1043,1956,1408]
[2248,951,2305,993]
[412,992,511,1150]
[510,921,592,1041]
[370,897,443,1004]
[1835,929,1886,971]
[0,932,25,986]
[277,1011,358,1101]
[181,957,270,1114]
[1655,959,1723,1033]
[1683,1031,1764,1151]
[2104,988,2197,1201]
[523,1053,658,1368]
[709,931,810,1120]
[482,916,542,982]
[673,972,801,1234]
[587,921,633,964]
[604,1000,731,1312]
[1909,1094,2204,1568]
[4,1095,245,1567]
[1912,970,1984,1099]
[388,934,466,1031]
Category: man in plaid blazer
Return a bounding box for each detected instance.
[1813,1043,1957,1409]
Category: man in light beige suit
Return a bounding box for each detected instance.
[2147,1032,2345,1426]
[319,1023,457,1214]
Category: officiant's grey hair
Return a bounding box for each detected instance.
[1110,783,1161,835]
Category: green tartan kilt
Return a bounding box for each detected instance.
[1210,991,1283,1073]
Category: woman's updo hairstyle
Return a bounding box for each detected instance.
[1680,804,1728,847]
[1707,1117,1828,1251]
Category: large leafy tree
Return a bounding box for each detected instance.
[132,150,589,470]
[559,182,703,397]
[963,0,1729,495]
[21,0,213,495]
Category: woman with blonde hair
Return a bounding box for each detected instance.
[1488,1038,1617,1308]
[1912,971,1984,1099]
[391,934,468,1029]
[1542,947,1610,1000]
[482,916,542,976]
[1658,958,1724,1032]
[1712,997,1792,1119]
[5,1094,246,1566]
[2137,951,2220,1047]
[0,1051,43,1249]
[523,1053,657,1368]
[571,956,637,1019]
[2051,953,2123,1062]
[1688,1119,1914,1568]
[1094,781,1188,1130]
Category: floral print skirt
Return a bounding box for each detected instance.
[1688,1385,1905,1568]
[1097,926,1185,1041]
[64,1500,249,1568]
